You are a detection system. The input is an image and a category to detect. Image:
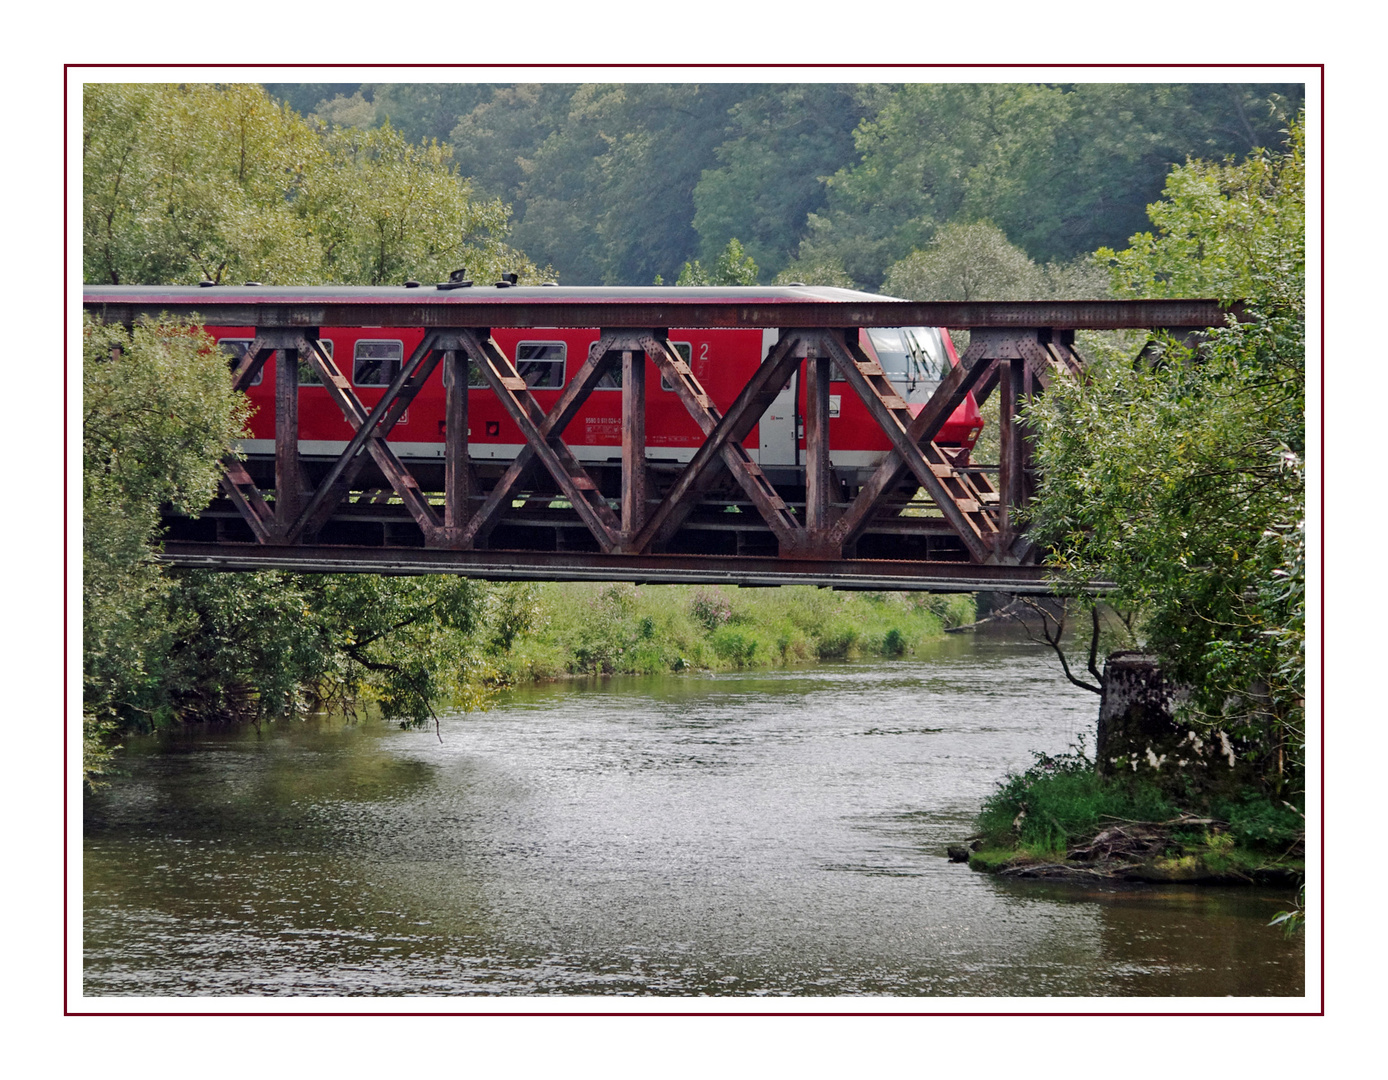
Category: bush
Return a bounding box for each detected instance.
[711,627,759,667]
[689,587,734,631]
[1215,792,1305,849]
[816,623,859,660]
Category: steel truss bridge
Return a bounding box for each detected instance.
[83,285,1233,593]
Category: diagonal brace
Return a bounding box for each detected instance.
[458,329,620,552]
[637,331,806,552]
[820,330,994,563]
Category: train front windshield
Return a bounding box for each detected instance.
[866,327,950,389]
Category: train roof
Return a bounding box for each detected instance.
[81,284,901,305]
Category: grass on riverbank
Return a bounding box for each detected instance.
[489,582,976,683]
[967,745,1305,883]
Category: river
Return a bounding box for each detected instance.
[82,631,1305,1000]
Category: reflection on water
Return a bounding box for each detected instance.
[83,633,1304,998]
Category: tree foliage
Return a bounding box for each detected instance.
[690,85,864,280]
[882,220,1108,302]
[469,83,753,285]
[82,316,252,783]
[1025,120,1306,792]
[84,84,323,286]
[81,84,542,781]
[83,83,546,287]
[252,80,1302,288]
[673,237,759,286]
[797,83,1302,289]
[157,571,490,730]
[772,254,858,289]
[303,122,541,285]
[303,83,493,146]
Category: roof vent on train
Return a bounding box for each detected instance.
[437,268,473,290]
[403,279,421,288]
[198,279,218,287]
[495,273,519,288]
[244,281,262,286]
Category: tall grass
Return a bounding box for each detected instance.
[492,583,974,683]
[975,744,1306,859]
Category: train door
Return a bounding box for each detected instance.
[758,329,797,466]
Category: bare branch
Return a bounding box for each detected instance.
[1006,597,1104,695]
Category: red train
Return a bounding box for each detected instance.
[208,302,983,493]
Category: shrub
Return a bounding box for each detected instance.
[711,627,759,667]
[816,623,859,660]
[1215,792,1305,849]
[689,587,733,631]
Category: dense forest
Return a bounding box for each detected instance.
[82,81,1305,803]
[263,81,1302,288]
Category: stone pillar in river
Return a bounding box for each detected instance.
[1095,652,1259,796]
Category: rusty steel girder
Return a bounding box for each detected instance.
[83,284,1237,332]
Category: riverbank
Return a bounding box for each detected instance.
[954,745,1305,886]
[487,582,976,684]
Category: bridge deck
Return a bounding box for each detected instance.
[157,542,1108,594]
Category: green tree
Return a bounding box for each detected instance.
[772,254,858,289]
[883,220,1108,302]
[82,84,539,779]
[448,84,578,210]
[1025,120,1306,792]
[796,84,1070,287]
[502,84,753,283]
[674,237,759,286]
[84,83,325,285]
[305,121,545,285]
[1098,124,1305,311]
[883,220,1046,301]
[798,83,1304,289]
[159,570,490,731]
[347,84,493,146]
[82,316,252,784]
[691,85,865,280]
[83,83,547,288]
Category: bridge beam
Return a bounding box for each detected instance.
[157,541,1113,595]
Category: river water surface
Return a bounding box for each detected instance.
[83,632,1305,999]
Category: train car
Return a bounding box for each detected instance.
[206,286,983,494]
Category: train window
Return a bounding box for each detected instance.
[465,343,565,389]
[595,352,623,389]
[219,339,262,386]
[598,341,688,390]
[353,339,403,386]
[904,327,948,381]
[867,327,947,385]
[515,342,566,388]
[660,342,692,391]
[296,339,333,386]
